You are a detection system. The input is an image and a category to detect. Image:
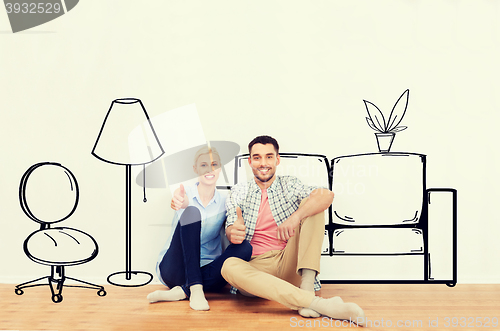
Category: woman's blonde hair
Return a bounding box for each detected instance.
[193,145,221,166]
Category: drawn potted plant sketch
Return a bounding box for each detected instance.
[364,89,410,152]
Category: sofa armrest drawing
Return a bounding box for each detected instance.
[426,188,457,286]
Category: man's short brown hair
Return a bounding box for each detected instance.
[248,135,279,155]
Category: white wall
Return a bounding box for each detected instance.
[0,0,498,284]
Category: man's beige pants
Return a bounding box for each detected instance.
[221,203,325,310]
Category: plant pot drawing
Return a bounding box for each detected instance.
[364,89,410,153]
[375,132,395,152]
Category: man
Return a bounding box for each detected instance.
[221,135,365,325]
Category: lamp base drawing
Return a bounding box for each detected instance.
[107,271,153,287]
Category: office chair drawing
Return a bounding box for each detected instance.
[15,162,106,303]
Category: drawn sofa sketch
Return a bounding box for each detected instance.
[222,90,456,286]
[228,152,457,287]
[325,152,457,286]
[15,162,106,303]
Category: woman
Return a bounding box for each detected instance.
[147,146,252,310]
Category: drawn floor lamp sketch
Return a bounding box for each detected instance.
[231,89,457,287]
[92,98,164,287]
[15,162,106,303]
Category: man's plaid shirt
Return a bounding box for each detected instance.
[225,175,322,293]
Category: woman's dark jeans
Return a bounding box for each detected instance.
[158,206,252,296]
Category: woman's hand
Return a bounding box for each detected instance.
[171,184,189,210]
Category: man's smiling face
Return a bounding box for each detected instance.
[248,143,280,188]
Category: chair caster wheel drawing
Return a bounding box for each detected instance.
[15,288,24,296]
[52,294,63,303]
[97,289,107,297]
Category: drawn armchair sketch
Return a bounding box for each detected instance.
[230,152,457,287]
[15,162,106,303]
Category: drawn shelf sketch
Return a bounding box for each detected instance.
[15,162,106,303]
[226,89,457,287]
[92,98,165,287]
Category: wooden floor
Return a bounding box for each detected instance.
[1,283,499,330]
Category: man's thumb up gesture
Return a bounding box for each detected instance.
[171,184,188,210]
[229,207,246,244]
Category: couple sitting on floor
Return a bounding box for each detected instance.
[147,135,365,325]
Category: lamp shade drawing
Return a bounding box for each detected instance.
[92,98,164,287]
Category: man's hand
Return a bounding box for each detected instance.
[276,188,333,242]
[277,214,301,242]
[228,207,246,244]
[171,184,188,210]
